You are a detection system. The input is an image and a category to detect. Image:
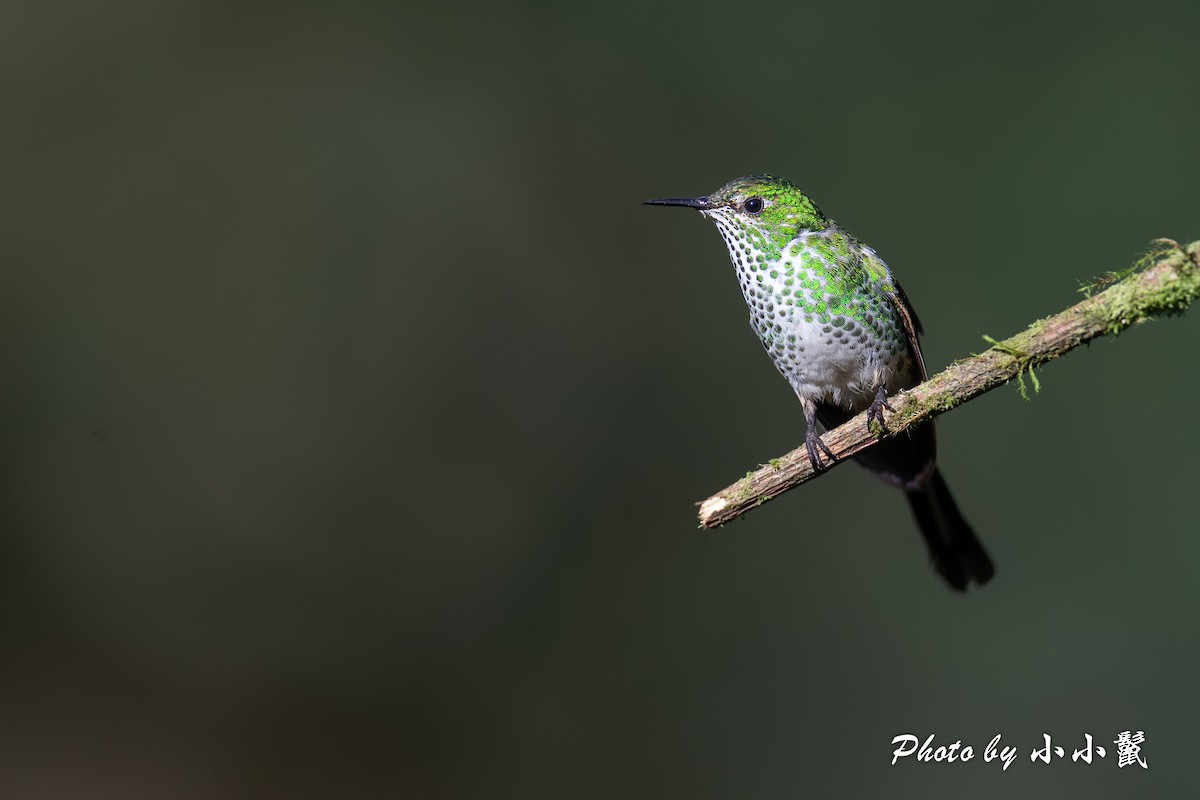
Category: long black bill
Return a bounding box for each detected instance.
[644,196,710,209]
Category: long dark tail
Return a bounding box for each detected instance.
[816,403,993,591]
[906,469,994,591]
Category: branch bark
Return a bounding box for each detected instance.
[698,239,1200,528]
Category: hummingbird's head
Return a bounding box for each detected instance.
[646,174,828,261]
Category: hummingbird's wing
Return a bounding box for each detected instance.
[816,275,937,491]
[888,279,927,382]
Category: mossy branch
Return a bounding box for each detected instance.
[698,238,1200,528]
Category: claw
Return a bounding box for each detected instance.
[805,426,836,470]
[801,396,837,470]
[866,385,896,435]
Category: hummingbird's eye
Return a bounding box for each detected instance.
[743,197,765,215]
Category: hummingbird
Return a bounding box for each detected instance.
[647,174,993,591]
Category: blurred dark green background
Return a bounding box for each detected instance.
[4,1,1197,797]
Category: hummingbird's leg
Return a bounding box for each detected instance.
[866,385,896,435]
[801,397,836,469]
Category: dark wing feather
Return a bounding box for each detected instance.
[888,279,927,382]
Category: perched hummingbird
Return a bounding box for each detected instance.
[647,175,993,591]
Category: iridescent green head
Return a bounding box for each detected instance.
[646,174,828,259]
